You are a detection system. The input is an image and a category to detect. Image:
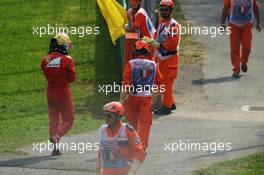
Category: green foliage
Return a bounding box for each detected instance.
[0,0,120,152]
[193,151,264,175]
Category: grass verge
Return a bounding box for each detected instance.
[0,0,120,153]
[193,151,264,175]
[173,0,204,65]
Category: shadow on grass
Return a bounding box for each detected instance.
[76,4,122,120]
[76,91,119,120]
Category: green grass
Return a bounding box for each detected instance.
[172,0,204,65]
[193,151,264,175]
[0,0,121,153]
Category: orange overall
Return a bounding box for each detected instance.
[127,7,156,39]
[224,0,259,73]
[155,17,180,109]
[96,122,145,175]
[122,56,163,150]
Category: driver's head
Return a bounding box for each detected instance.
[49,32,72,55]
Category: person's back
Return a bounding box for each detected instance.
[129,58,156,96]
[121,41,163,150]
[41,52,76,90]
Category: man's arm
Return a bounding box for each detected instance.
[126,25,136,32]
[67,57,76,83]
[253,2,261,32]
[96,151,101,175]
[126,12,143,33]
[221,7,229,29]
[127,159,142,175]
[152,64,163,107]
[144,23,180,49]
[40,57,49,80]
[126,126,145,175]
[120,63,131,103]
[126,8,136,32]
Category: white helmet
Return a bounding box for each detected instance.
[54,32,72,53]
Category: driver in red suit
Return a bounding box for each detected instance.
[41,32,76,156]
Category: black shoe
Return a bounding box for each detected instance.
[52,149,62,156]
[232,73,240,79]
[171,104,176,110]
[50,135,60,144]
[50,135,62,156]
[154,106,171,115]
[241,64,247,73]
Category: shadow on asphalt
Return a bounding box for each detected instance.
[192,76,242,85]
[0,156,57,167]
[190,144,264,159]
[153,111,176,119]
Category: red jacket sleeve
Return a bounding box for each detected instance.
[40,56,48,80]
[67,57,76,83]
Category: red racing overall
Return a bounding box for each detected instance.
[41,52,76,138]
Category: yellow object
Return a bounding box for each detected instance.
[97,0,128,45]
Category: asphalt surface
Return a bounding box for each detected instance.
[1,0,264,174]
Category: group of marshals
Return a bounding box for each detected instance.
[40,0,261,174]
